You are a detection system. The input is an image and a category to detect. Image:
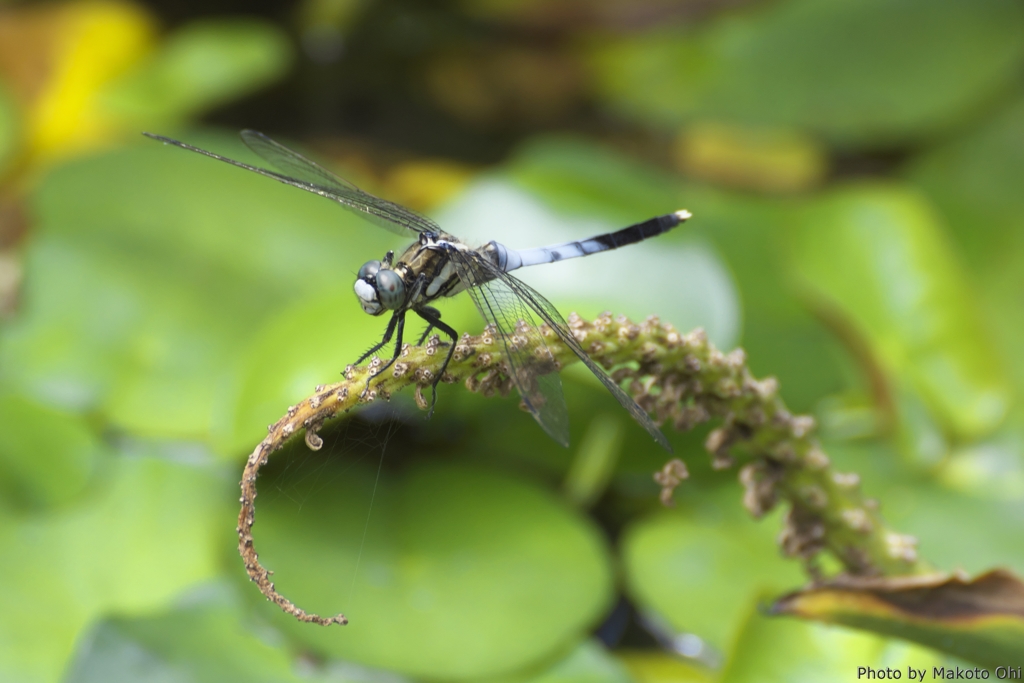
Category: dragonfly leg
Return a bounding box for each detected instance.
[363,312,406,395]
[414,307,458,418]
[415,305,445,345]
[356,312,399,365]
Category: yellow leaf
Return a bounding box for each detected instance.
[28,0,156,161]
[674,121,827,194]
[384,159,475,211]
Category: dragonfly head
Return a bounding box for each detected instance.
[354,259,405,315]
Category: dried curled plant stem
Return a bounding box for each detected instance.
[239,312,929,625]
[239,440,347,625]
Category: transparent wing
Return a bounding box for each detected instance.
[446,250,570,447]
[239,130,440,236]
[142,131,438,237]
[239,129,365,193]
[453,250,672,451]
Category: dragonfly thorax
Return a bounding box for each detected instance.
[354,259,405,316]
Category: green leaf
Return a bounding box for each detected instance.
[721,605,943,683]
[937,429,1024,502]
[65,584,314,683]
[0,393,106,510]
[588,0,1024,148]
[505,137,689,224]
[244,460,614,680]
[827,440,1024,577]
[906,96,1024,392]
[621,491,805,652]
[1,132,397,441]
[0,232,249,436]
[498,640,635,683]
[101,20,293,124]
[562,413,626,508]
[788,183,1010,441]
[0,455,229,683]
[882,473,1024,576]
[908,96,1024,264]
[616,651,712,683]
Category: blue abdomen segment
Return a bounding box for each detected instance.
[495,210,691,273]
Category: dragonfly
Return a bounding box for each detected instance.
[144,130,691,451]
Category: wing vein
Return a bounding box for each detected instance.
[463,253,672,451]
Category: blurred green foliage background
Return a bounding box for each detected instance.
[0,0,1023,681]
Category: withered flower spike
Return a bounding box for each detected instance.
[238,314,927,627]
[654,458,690,507]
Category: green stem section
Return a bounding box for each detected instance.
[238,312,928,625]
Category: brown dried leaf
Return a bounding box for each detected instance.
[772,569,1024,668]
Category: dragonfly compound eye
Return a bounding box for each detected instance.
[357,260,381,281]
[375,269,405,310]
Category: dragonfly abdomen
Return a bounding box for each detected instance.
[499,209,691,272]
